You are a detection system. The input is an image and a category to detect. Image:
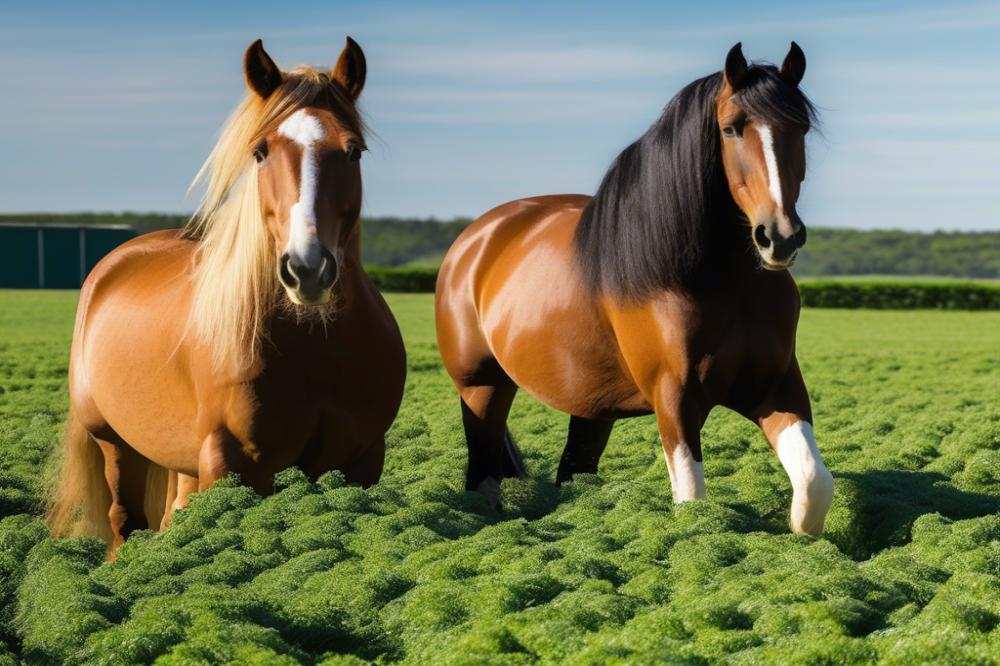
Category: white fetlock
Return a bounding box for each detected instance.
[663,443,706,503]
[777,421,834,536]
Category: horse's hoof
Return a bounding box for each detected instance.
[474,476,501,508]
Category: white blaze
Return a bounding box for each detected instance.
[277,110,326,267]
[756,122,784,211]
[775,421,834,536]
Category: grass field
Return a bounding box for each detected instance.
[1,290,999,664]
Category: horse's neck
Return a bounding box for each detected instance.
[690,217,759,285]
[343,225,362,266]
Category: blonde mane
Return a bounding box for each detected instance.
[185,67,364,373]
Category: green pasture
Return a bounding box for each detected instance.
[1,290,998,664]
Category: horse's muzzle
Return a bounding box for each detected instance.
[753,221,807,270]
[279,247,338,305]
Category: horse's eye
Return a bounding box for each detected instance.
[722,125,738,138]
[346,144,366,162]
[253,140,268,162]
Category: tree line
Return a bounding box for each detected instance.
[2,213,997,278]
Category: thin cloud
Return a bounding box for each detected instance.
[380,46,697,82]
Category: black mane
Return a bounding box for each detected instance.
[575,65,817,300]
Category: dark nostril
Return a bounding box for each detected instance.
[795,225,807,248]
[318,247,338,289]
[279,253,299,288]
[754,225,771,249]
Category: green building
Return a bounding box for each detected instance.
[0,223,136,289]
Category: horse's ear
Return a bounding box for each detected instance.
[244,39,282,99]
[332,36,366,100]
[780,41,806,86]
[724,42,749,90]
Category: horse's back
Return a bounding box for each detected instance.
[438,193,590,297]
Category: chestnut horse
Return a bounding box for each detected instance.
[49,38,406,553]
[436,43,834,535]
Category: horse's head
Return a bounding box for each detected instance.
[244,39,367,306]
[716,42,813,271]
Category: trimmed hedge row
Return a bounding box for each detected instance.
[367,266,1000,310]
[365,265,439,293]
[797,280,1000,310]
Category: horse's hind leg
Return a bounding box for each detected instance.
[161,472,199,530]
[460,372,524,504]
[94,436,150,554]
[437,290,525,503]
[556,416,615,484]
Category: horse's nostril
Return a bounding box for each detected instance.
[754,225,771,249]
[279,253,299,288]
[795,225,807,248]
[317,247,338,289]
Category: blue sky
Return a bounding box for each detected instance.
[1,1,997,230]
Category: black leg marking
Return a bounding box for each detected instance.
[462,399,503,492]
[501,429,526,479]
[556,415,615,484]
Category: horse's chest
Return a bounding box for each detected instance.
[233,324,403,452]
[693,315,793,403]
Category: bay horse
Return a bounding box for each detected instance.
[48,38,406,554]
[436,43,834,536]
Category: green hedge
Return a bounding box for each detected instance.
[365,265,438,293]
[798,280,1000,310]
[366,267,1000,310]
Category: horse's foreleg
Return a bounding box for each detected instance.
[655,388,707,503]
[751,359,834,537]
[342,438,386,488]
[197,428,263,492]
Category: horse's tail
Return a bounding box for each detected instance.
[501,428,527,479]
[46,413,114,544]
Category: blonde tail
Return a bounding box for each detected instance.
[46,414,113,545]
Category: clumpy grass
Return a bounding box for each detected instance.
[1,291,999,662]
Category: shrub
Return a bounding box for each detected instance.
[365,266,439,293]
[797,280,1000,310]
[365,267,1000,310]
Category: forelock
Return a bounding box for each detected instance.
[732,64,817,131]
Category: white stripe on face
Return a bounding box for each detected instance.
[756,122,784,212]
[277,109,326,267]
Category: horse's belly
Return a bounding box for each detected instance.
[84,303,201,472]
[481,256,645,417]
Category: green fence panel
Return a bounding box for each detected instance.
[41,228,81,288]
[84,228,135,276]
[0,226,136,289]
[0,228,41,288]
